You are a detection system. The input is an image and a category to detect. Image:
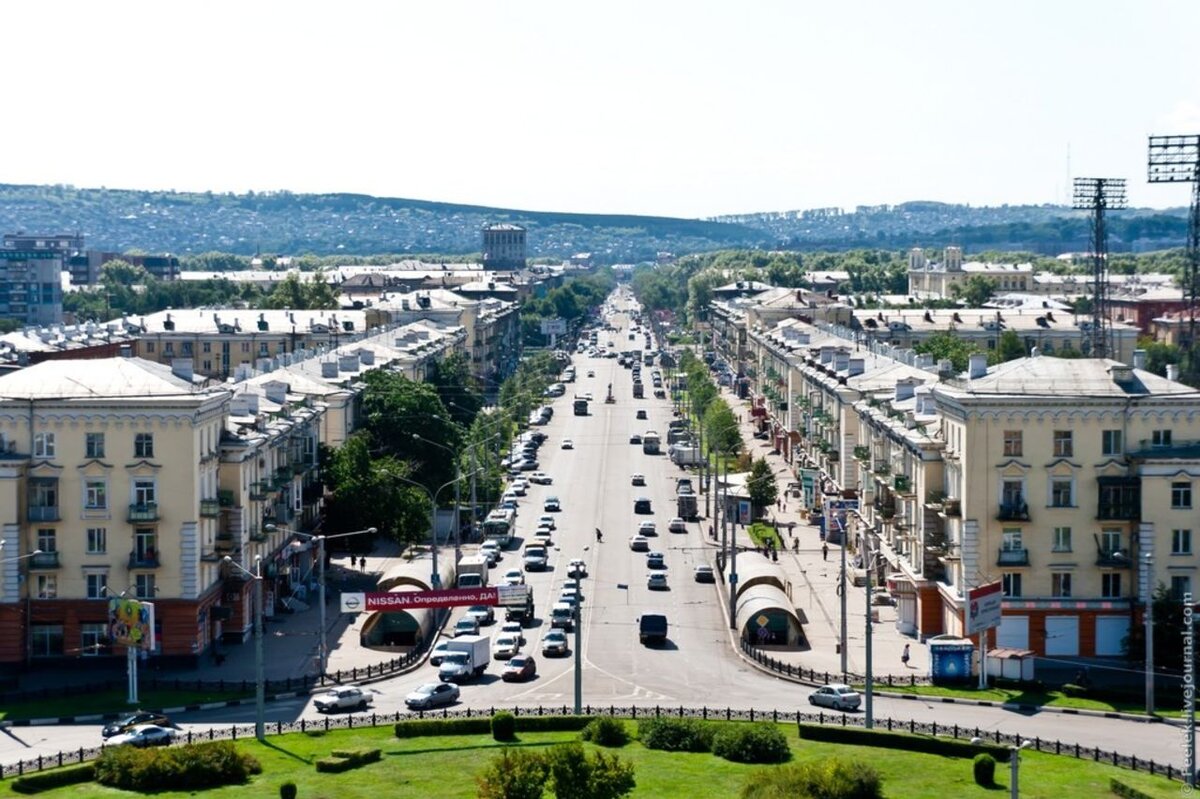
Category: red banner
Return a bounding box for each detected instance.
[364,587,498,611]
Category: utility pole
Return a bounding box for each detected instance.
[727,450,738,631]
[469,444,478,543]
[840,516,848,675]
[864,533,874,728]
[573,572,583,714]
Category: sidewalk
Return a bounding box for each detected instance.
[711,386,928,681]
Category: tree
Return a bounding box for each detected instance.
[993,330,1026,363]
[100,259,150,287]
[913,332,984,373]
[949,275,998,306]
[303,271,339,309]
[427,352,483,427]
[323,433,429,546]
[475,748,548,799]
[703,399,741,455]
[544,743,635,799]
[358,371,462,493]
[747,458,778,514]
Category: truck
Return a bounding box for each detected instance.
[669,445,703,466]
[632,381,644,399]
[573,397,589,416]
[642,431,660,454]
[638,614,668,646]
[456,555,489,588]
[522,543,548,571]
[667,427,692,445]
[505,591,535,625]
[676,493,698,521]
[438,634,490,682]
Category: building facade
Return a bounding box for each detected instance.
[481,224,526,270]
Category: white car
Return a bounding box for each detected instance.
[314,685,373,712]
[465,605,494,626]
[631,473,646,486]
[638,521,657,536]
[560,585,582,604]
[668,517,687,533]
[538,514,557,531]
[542,629,569,656]
[502,568,525,586]
[629,535,649,552]
[567,558,587,578]
[809,683,862,711]
[105,724,178,747]
[452,617,480,637]
[647,572,669,590]
[534,527,553,544]
[561,439,574,450]
[500,620,525,642]
[529,472,553,485]
[480,540,501,564]
[492,634,521,660]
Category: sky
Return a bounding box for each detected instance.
[6,1,1200,218]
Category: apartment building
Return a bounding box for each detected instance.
[481,223,526,270]
[0,249,63,326]
[907,247,1034,297]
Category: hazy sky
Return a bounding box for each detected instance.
[7,1,1199,217]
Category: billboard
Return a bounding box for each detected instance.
[108,598,156,650]
[339,585,532,613]
[966,582,1003,635]
[824,499,859,545]
[540,318,567,336]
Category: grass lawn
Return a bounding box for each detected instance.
[868,682,1184,718]
[0,687,252,722]
[21,720,1183,798]
[747,522,783,549]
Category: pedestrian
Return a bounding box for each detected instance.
[359,556,366,571]
[902,643,911,668]
[793,537,799,553]
[822,542,828,561]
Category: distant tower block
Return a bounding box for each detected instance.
[908,248,926,270]
[944,246,963,272]
[482,223,527,270]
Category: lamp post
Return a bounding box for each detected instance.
[279,526,377,675]
[414,434,464,562]
[223,555,265,742]
[1009,740,1032,798]
[396,471,481,589]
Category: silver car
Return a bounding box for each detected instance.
[808,683,862,711]
[405,682,460,710]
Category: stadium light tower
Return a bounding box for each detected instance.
[1073,177,1128,359]
[1148,134,1200,351]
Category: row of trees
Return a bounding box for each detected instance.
[679,350,742,455]
[519,271,616,345]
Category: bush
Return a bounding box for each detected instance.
[545,742,636,799]
[476,748,548,799]
[280,780,298,799]
[93,741,261,792]
[314,748,381,774]
[972,754,996,786]
[581,716,629,747]
[740,758,882,799]
[712,723,791,764]
[11,764,95,794]
[1110,778,1158,799]
[516,715,594,733]
[492,711,517,741]
[637,717,714,752]
[395,718,491,738]
[796,724,1010,762]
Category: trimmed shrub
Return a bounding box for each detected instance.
[581,716,629,747]
[712,723,791,764]
[93,741,260,792]
[280,780,298,799]
[11,764,95,794]
[1110,778,1158,799]
[476,748,548,799]
[796,723,1010,762]
[314,748,381,774]
[545,742,636,799]
[517,715,594,733]
[972,754,995,786]
[740,758,882,799]
[395,718,491,738]
[637,717,714,752]
[492,711,517,741]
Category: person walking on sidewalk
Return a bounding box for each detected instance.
[902,644,911,668]
[822,542,829,561]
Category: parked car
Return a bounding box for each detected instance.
[631,473,646,486]
[405,682,460,710]
[508,482,527,497]
[543,630,569,656]
[501,655,538,682]
[628,535,649,552]
[694,565,715,583]
[808,684,862,711]
[465,605,494,626]
[102,712,172,739]
[544,496,562,512]
[105,724,178,747]
[314,685,373,712]
[647,572,669,590]
[668,517,687,533]
[453,617,480,637]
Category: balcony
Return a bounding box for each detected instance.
[1096,503,1139,521]
[28,551,60,569]
[997,548,1030,567]
[200,549,222,563]
[1096,537,1132,568]
[215,533,238,553]
[996,502,1030,522]
[128,503,159,522]
[853,445,871,461]
[26,506,60,522]
[873,461,890,476]
[199,498,220,517]
[249,482,269,501]
[249,528,269,543]
[893,475,913,494]
[128,551,161,569]
[941,498,961,516]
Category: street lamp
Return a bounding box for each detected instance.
[276,525,376,675]
[223,555,265,742]
[1009,740,1032,798]
[396,470,482,589]
[413,433,464,559]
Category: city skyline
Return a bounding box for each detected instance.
[5,0,1199,218]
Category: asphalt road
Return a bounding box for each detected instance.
[0,294,1190,772]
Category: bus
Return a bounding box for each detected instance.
[642,431,661,455]
[483,508,516,548]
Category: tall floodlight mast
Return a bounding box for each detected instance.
[1148,135,1200,352]
[1072,177,1128,359]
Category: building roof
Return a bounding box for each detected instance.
[0,356,214,400]
[127,309,370,335]
[935,356,1200,400]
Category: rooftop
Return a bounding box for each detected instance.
[0,356,218,400]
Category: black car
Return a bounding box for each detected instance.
[102,711,173,739]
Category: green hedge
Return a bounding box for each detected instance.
[711,723,791,764]
[394,715,593,739]
[796,724,1010,762]
[10,764,95,794]
[1109,778,1157,799]
[638,717,715,752]
[93,741,261,792]
[315,748,381,774]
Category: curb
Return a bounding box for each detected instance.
[872,690,1182,726]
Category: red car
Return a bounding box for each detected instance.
[501,655,537,682]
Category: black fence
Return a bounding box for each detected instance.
[741,639,933,687]
[0,703,1186,784]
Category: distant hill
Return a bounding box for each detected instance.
[0,184,1188,261]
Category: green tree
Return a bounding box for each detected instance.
[703,399,741,455]
[303,271,339,309]
[358,371,462,493]
[993,330,1026,363]
[544,743,636,799]
[100,259,151,287]
[949,275,998,306]
[747,458,778,514]
[428,352,484,427]
[323,433,428,546]
[475,748,548,799]
[261,272,308,310]
[913,332,984,373]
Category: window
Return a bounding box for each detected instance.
[1052,526,1072,552]
[85,432,105,459]
[84,479,107,510]
[29,479,57,511]
[145,342,155,353]
[85,572,108,599]
[1101,429,1122,456]
[80,622,108,656]
[1172,482,1193,509]
[134,529,157,561]
[181,342,193,356]
[1053,430,1073,458]
[87,527,107,554]
[202,360,212,372]
[35,574,57,599]
[241,342,250,353]
[30,625,63,657]
[33,432,55,458]
[1101,573,1122,598]
[1003,431,1022,457]
[1001,480,1024,507]
[258,343,269,356]
[163,343,174,355]
[1002,573,1022,598]
[1173,529,1193,555]
[134,433,155,459]
[202,342,211,353]
[1153,430,1173,448]
[135,573,156,599]
[133,479,156,506]
[36,528,56,553]
[1050,479,1073,507]
[1052,573,1072,598]
[1172,576,1193,601]
[1100,529,1122,554]
[1001,528,1023,551]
